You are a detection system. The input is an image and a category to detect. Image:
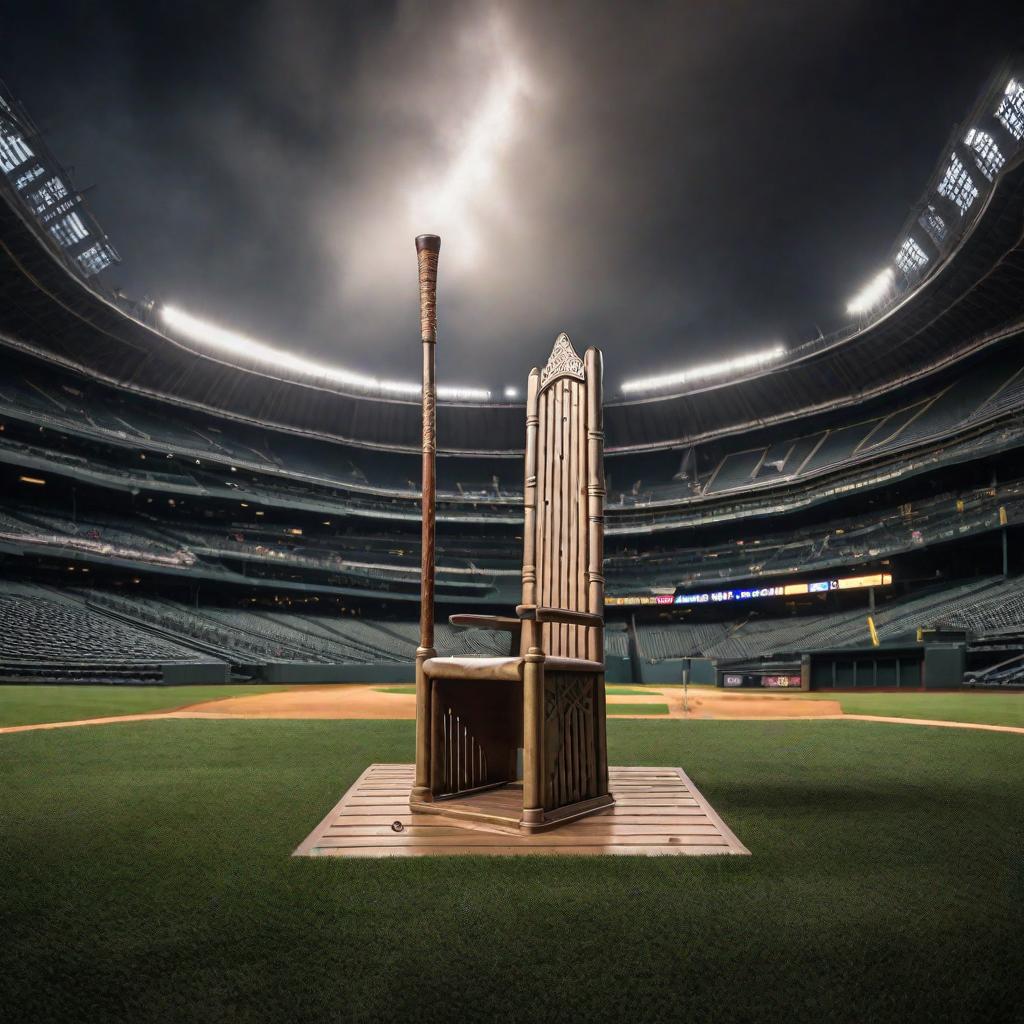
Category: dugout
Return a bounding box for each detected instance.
[807,642,965,689]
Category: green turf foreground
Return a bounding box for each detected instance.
[0,684,289,728]
[2,719,1022,1023]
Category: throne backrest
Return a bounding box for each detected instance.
[520,334,605,661]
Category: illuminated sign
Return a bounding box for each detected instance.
[721,673,802,689]
[606,573,891,607]
[763,675,802,688]
[605,594,677,607]
[837,573,890,590]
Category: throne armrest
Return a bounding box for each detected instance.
[515,604,604,627]
[449,614,523,634]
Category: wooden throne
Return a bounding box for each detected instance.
[410,331,612,833]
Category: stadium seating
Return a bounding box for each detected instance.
[0,583,219,683]
[4,340,1024,523]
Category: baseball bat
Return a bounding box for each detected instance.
[416,233,440,656]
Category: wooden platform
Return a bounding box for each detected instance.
[294,765,750,857]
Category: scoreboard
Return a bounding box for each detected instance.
[606,572,892,607]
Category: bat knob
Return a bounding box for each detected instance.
[415,234,441,253]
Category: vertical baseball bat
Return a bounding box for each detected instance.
[416,234,440,651]
[413,233,440,801]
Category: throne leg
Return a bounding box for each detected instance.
[411,646,434,804]
[521,649,545,831]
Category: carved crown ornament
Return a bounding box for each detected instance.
[540,332,585,391]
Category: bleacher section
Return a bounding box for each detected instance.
[79,591,511,666]
[0,581,629,682]
[1,468,1021,601]
[0,583,220,683]
[2,573,1020,685]
[4,337,1024,525]
[0,505,518,602]
[609,478,1024,589]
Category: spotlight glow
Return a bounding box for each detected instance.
[404,15,530,264]
[846,267,895,317]
[621,344,787,395]
[160,305,490,401]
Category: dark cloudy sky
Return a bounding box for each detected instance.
[4,1,1020,393]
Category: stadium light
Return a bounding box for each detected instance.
[620,344,786,396]
[159,305,491,402]
[846,267,895,317]
[503,386,519,399]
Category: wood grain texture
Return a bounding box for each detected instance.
[516,605,604,627]
[295,765,750,858]
[449,615,522,633]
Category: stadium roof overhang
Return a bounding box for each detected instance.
[0,152,1023,456]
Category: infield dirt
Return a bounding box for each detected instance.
[176,684,843,720]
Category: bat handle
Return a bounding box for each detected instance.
[416,234,441,344]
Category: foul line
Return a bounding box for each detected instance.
[0,709,1022,736]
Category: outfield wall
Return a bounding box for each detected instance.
[637,657,716,685]
[256,658,635,685]
[253,663,413,684]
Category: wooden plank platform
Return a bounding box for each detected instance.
[294,765,750,858]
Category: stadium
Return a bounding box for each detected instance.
[2,11,1022,1024]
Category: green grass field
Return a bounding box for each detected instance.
[803,690,1024,727]
[0,684,288,728]
[2,717,1021,1023]
[607,702,670,715]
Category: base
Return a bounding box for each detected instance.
[410,782,615,833]
[294,765,750,858]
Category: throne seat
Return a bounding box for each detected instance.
[423,655,604,682]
